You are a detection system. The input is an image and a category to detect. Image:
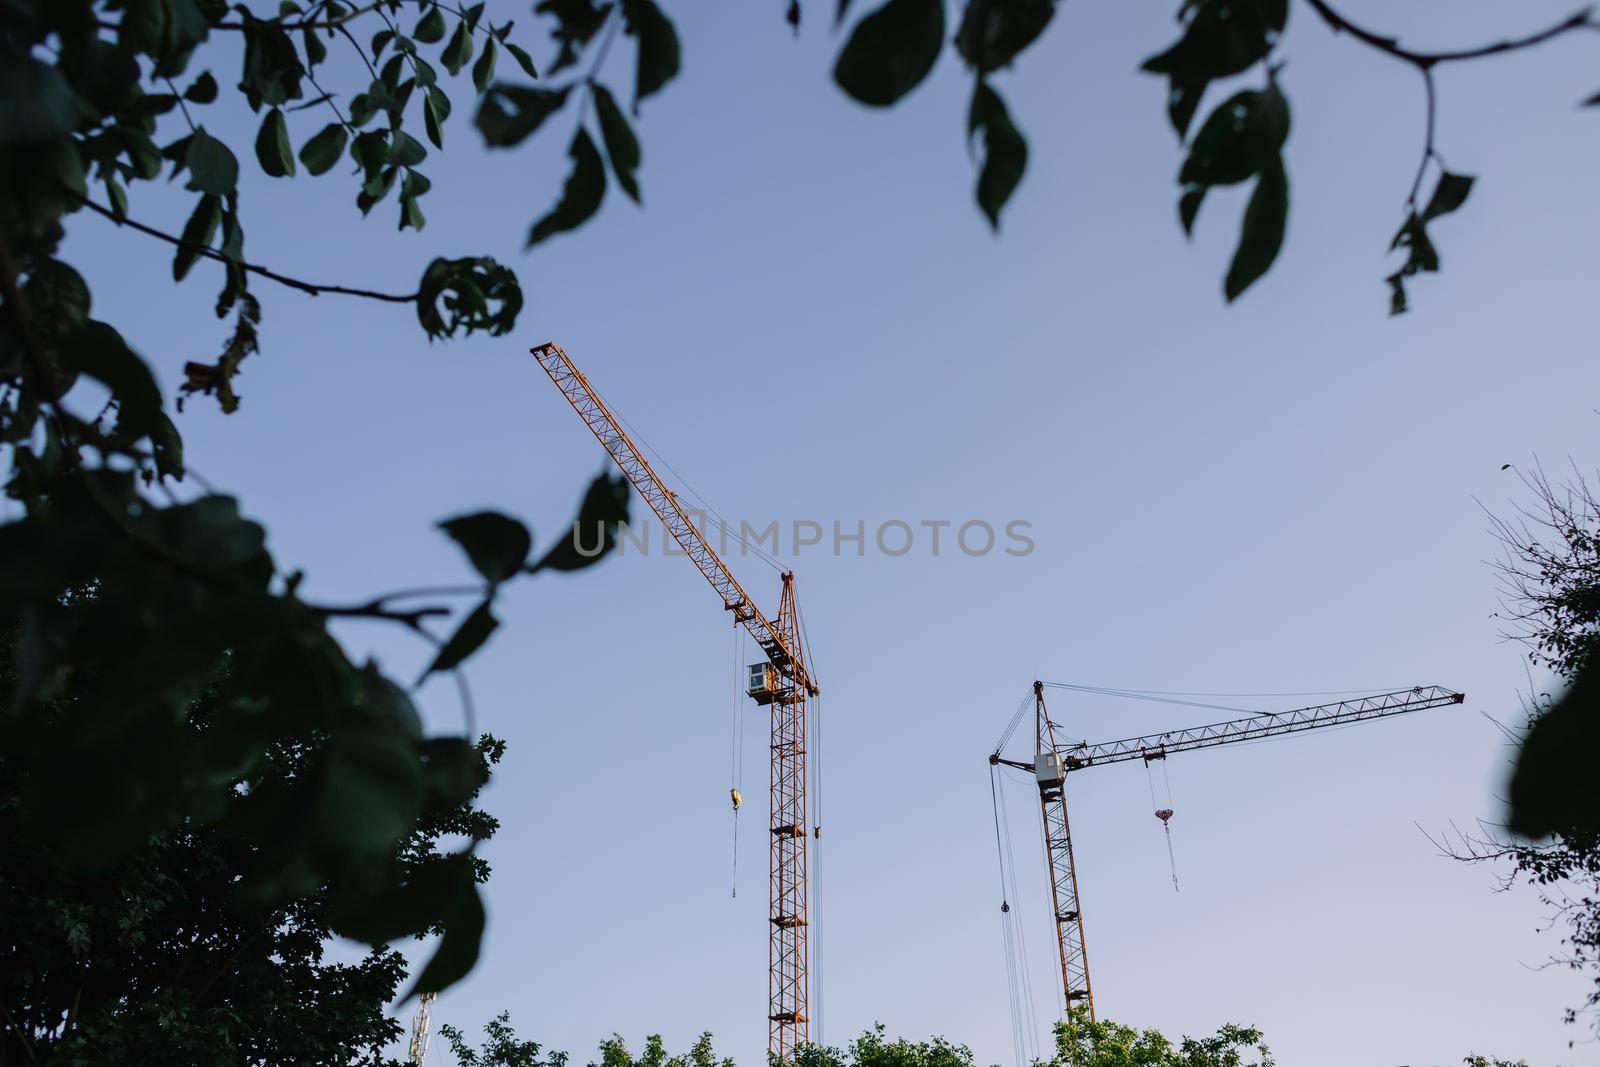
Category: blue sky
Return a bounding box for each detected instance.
[56,1,1600,1064]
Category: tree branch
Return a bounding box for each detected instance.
[1302,1,1595,68]
[77,196,417,304]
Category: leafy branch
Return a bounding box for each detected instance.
[78,196,417,303]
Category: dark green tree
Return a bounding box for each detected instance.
[441,1011,571,1067]
[1443,465,1600,1035]
[0,0,639,1025]
[794,1025,976,1067]
[1046,1007,1271,1067]
[0,600,511,1063]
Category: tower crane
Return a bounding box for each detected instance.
[531,342,821,1063]
[988,681,1465,1023]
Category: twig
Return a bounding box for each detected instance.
[310,598,453,631]
[77,196,416,304]
[164,76,198,132]
[1407,66,1437,208]
[98,1,391,34]
[1302,1,1594,67]
[0,998,37,1062]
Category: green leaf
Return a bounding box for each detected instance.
[623,0,681,109]
[414,256,524,339]
[1508,663,1600,839]
[967,81,1026,231]
[312,729,424,860]
[420,600,499,679]
[415,5,447,43]
[528,472,631,573]
[330,852,473,946]
[439,511,533,583]
[1178,186,1205,236]
[183,70,218,103]
[504,41,540,79]
[593,83,641,203]
[172,193,222,281]
[152,412,185,480]
[834,0,944,108]
[405,877,485,998]
[955,0,1055,74]
[475,84,570,147]
[472,36,497,95]
[254,107,296,177]
[442,21,474,76]
[0,52,81,146]
[299,122,348,175]
[56,321,164,437]
[1179,90,1260,188]
[240,19,305,109]
[424,87,452,149]
[1224,156,1287,302]
[184,127,238,195]
[421,738,490,810]
[526,127,606,247]
[1420,170,1474,223]
[22,259,92,335]
[303,25,328,66]
[391,130,428,166]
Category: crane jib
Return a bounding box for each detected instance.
[530,342,816,695]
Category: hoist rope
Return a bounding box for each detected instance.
[730,623,744,899]
[992,766,1042,1063]
[811,686,825,1047]
[994,691,1033,756]
[990,767,1029,1067]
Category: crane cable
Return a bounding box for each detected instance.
[990,765,1042,1067]
[811,687,825,1047]
[1143,757,1180,893]
[730,622,745,898]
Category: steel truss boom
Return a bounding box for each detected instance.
[1057,685,1463,771]
[531,342,820,1062]
[991,683,1464,1024]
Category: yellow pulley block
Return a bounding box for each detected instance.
[730,788,743,811]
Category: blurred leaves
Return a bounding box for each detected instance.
[1143,0,1287,139]
[440,512,533,584]
[476,85,571,148]
[955,0,1054,74]
[415,256,523,340]
[834,0,944,107]
[967,82,1025,230]
[1509,663,1600,840]
[1385,170,1474,315]
[622,0,680,109]
[527,128,606,247]
[529,471,630,573]
[1173,77,1291,301]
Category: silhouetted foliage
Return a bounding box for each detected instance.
[0,600,509,1063]
[1448,464,1600,1034]
[1,0,640,1009]
[1046,1008,1271,1067]
[826,0,1594,308]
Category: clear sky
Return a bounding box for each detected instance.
[58,1,1600,1064]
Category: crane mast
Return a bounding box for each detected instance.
[531,343,819,1062]
[991,682,1465,1022]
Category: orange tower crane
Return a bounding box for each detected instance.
[532,342,821,1062]
[989,682,1465,1023]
